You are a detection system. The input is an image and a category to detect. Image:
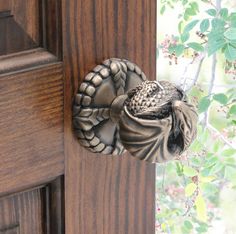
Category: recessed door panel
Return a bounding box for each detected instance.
[0,0,61,57]
[0,178,64,234]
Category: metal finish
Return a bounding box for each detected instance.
[73,58,198,163]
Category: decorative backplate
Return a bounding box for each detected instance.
[73,58,146,155]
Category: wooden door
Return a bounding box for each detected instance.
[0,0,156,233]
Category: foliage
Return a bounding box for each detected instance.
[158,0,236,63]
[156,0,236,233]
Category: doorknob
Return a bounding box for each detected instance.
[73,58,198,163]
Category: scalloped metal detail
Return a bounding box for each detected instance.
[73,58,146,155]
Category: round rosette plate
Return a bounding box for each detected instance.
[73,58,146,155]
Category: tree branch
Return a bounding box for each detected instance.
[185,54,206,92]
[203,0,221,126]
[202,56,216,126]
[206,123,236,149]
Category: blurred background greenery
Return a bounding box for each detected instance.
[156,0,236,233]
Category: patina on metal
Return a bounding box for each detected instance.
[73,58,198,163]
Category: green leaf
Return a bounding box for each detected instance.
[209,162,224,175]
[184,11,190,21]
[208,28,225,43]
[220,8,228,19]
[191,157,202,167]
[176,162,183,176]
[190,2,199,13]
[160,5,166,15]
[195,194,207,222]
[168,44,176,54]
[211,18,225,29]
[181,226,191,234]
[224,28,236,40]
[161,223,167,231]
[185,183,197,197]
[196,225,208,233]
[183,166,198,177]
[200,168,211,177]
[207,38,226,56]
[184,20,199,33]
[184,220,193,230]
[227,88,236,101]
[213,142,223,154]
[178,21,184,33]
[198,96,211,113]
[230,13,236,27]
[205,156,218,168]
[224,157,236,165]
[185,7,197,17]
[200,183,218,195]
[224,44,236,61]
[200,19,210,32]
[206,9,217,17]
[187,42,204,51]
[199,175,215,183]
[224,166,236,181]
[190,140,202,152]
[222,149,236,157]
[175,44,185,56]
[181,32,190,43]
[213,93,228,105]
[229,104,236,116]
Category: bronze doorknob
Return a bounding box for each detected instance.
[73,58,198,163]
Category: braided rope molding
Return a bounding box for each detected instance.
[73,58,146,155]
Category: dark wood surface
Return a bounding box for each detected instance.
[0,0,40,55]
[40,0,62,59]
[42,177,65,234]
[0,178,64,234]
[0,63,64,196]
[0,188,44,234]
[63,0,156,233]
[0,0,62,57]
[0,48,57,74]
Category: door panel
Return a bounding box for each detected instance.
[0,0,40,55]
[0,178,64,234]
[0,0,63,197]
[63,0,156,233]
[0,61,64,196]
[0,0,61,57]
[0,0,156,233]
[0,0,64,232]
[0,188,44,234]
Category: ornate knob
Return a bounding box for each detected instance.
[73,58,198,163]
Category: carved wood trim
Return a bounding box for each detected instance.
[0,48,57,75]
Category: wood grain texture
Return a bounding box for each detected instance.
[9,0,40,44]
[0,2,11,11]
[0,63,64,196]
[0,188,44,234]
[0,0,40,55]
[63,0,156,233]
[0,48,57,74]
[0,178,64,234]
[43,177,65,234]
[0,0,62,57]
[39,0,62,59]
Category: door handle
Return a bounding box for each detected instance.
[73,58,198,163]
